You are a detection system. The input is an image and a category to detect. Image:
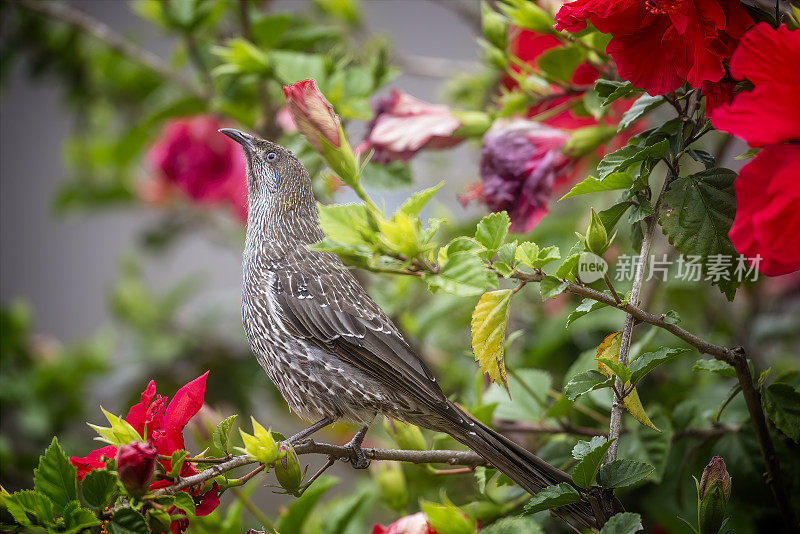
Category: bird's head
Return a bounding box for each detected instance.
[220,128,316,221]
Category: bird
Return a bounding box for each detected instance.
[220,128,614,530]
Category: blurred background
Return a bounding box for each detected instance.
[2,1,798,533]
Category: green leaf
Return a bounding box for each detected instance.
[515,242,560,269]
[479,517,544,534]
[88,408,143,447]
[3,490,55,527]
[597,357,633,383]
[33,437,77,514]
[572,436,608,460]
[425,252,497,297]
[598,201,633,231]
[63,500,100,533]
[81,469,118,509]
[173,491,196,516]
[596,140,669,179]
[595,79,640,106]
[658,168,739,300]
[556,253,581,281]
[566,299,608,327]
[762,383,800,442]
[471,290,513,392]
[539,276,567,300]
[537,46,584,82]
[571,438,614,488]
[597,460,655,489]
[278,476,339,534]
[560,172,633,200]
[618,94,664,131]
[475,212,511,255]
[317,203,373,246]
[523,483,580,514]
[269,50,327,84]
[629,348,690,384]
[212,414,238,455]
[108,508,149,534]
[563,370,614,401]
[599,512,642,534]
[692,359,736,377]
[399,182,444,216]
[420,497,475,534]
[169,450,189,479]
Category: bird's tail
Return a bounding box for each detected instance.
[441,406,617,530]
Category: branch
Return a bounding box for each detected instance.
[154,442,487,495]
[13,0,208,100]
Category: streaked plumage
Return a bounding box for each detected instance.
[223,129,614,529]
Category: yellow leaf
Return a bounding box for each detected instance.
[595,331,660,432]
[471,290,513,394]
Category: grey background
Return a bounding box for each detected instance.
[0,0,481,343]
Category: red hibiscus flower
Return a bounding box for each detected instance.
[728,145,800,277]
[555,0,753,95]
[461,119,572,232]
[71,373,219,531]
[710,23,800,147]
[359,89,463,163]
[147,115,247,222]
[372,512,438,534]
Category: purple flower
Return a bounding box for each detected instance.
[462,119,570,232]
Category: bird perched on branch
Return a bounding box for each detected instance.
[221,128,617,530]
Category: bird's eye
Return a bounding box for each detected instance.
[266,152,277,162]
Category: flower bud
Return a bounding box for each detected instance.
[698,456,731,534]
[374,461,407,512]
[481,2,507,50]
[274,443,303,494]
[383,417,426,451]
[236,417,279,465]
[585,208,609,256]
[282,79,342,154]
[512,3,557,35]
[480,41,509,71]
[452,111,493,139]
[115,441,157,498]
[563,125,616,158]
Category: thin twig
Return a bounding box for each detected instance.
[13,0,207,100]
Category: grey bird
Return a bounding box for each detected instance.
[221,128,616,529]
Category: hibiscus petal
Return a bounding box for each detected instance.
[126,380,156,436]
[157,372,208,454]
[71,445,118,481]
[195,483,221,517]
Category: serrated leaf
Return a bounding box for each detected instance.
[81,469,118,508]
[595,79,640,106]
[561,172,634,199]
[426,251,497,297]
[475,212,510,254]
[692,359,736,377]
[212,414,238,455]
[515,241,539,268]
[317,203,374,247]
[3,490,55,526]
[629,348,690,384]
[572,436,609,460]
[471,290,513,393]
[618,94,664,131]
[762,383,800,442]
[556,253,581,281]
[399,182,444,216]
[108,508,149,534]
[597,460,655,489]
[539,276,567,300]
[169,450,189,479]
[89,408,143,447]
[599,512,642,534]
[566,299,608,327]
[572,438,614,487]
[563,370,614,401]
[63,500,100,532]
[596,140,669,179]
[34,437,77,514]
[173,491,196,516]
[598,201,633,231]
[597,357,633,383]
[523,483,580,514]
[658,168,739,300]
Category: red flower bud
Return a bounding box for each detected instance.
[699,456,731,501]
[116,441,158,498]
[282,79,342,153]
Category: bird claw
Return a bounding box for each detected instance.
[343,425,370,469]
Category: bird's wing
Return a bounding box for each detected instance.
[272,249,447,404]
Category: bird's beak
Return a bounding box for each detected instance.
[219,128,256,152]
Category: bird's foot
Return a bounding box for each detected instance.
[344,425,370,469]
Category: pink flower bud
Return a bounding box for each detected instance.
[282,79,342,153]
[115,441,158,498]
[371,512,438,534]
